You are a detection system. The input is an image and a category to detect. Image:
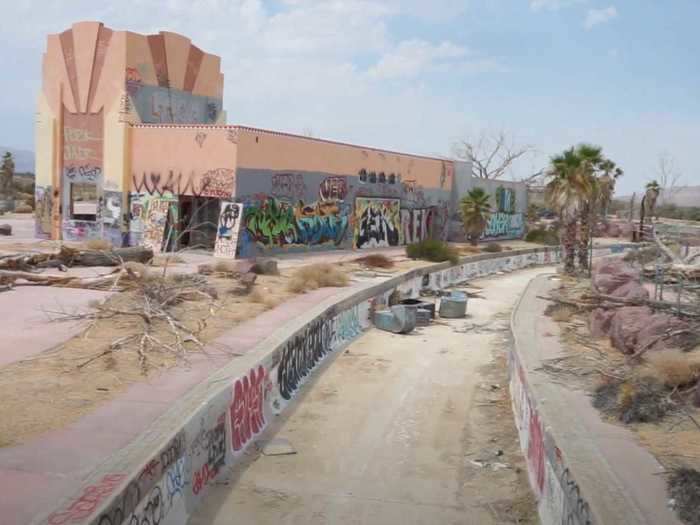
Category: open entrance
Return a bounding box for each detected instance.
[178,196,220,251]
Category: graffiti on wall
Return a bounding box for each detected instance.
[483,212,524,239]
[480,185,524,240]
[142,197,178,254]
[319,176,348,201]
[214,202,243,258]
[354,197,400,249]
[244,197,349,249]
[400,208,434,245]
[131,85,222,124]
[230,366,270,452]
[199,168,235,198]
[271,173,306,199]
[132,169,234,198]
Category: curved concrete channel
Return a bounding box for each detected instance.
[32,244,636,525]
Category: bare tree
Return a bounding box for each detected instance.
[452,130,534,180]
[656,152,684,205]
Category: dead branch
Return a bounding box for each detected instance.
[452,130,534,180]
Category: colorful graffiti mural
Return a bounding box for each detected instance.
[214,202,243,258]
[400,208,434,245]
[244,197,349,249]
[142,196,178,254]
[354,197,400,249]
[481,186,524,240]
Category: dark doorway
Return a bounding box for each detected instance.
[178,196,220,250]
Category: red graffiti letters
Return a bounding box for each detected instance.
[230,366,267,451]
[47,474,126,525]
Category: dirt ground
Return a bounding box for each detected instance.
[0,237,546,447]
[188,267,545,525]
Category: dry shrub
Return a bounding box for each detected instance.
[544,303,576,322]
[641,349,700,388]
[124,261,149,280]
[353,254,395,269]
[668,468,700,525]
[482,242,503,253]
[85,239,112,251]
[459,246,481,255]
[248,286,281,310]
[213,260,238,274]
[150,254,185,267]
[287,263,349,293]
[593,377,671,423]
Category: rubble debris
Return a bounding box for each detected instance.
[0,245,153,272]
[374,304,416,334]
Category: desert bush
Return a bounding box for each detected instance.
[668,468,700,525]
[248,286,281,309]
[287,263,349,293]
[594,377,671,423]
[482,242,503,253]
[544,303,576,322]
[641,349,700,388]
[525,228,559,246]
[405,239,459,264]
[84,239,112,251]
[353,254,395,269]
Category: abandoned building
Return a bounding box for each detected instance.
[35,21,527,257]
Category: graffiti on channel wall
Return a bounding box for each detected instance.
[400,208,434,245]
[230,366,270,452]
[214,202,243,258]
[278,315,334,400]
[47,474,127,524]
[354,197,400,249]
[244,197,349,248]
[191,413,227,496]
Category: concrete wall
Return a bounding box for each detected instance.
[37,246,562,525]
[234,127,453,256]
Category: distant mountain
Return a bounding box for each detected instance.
[617,186,700,208]
[0,146,34,173]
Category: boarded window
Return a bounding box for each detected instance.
[71,182,98,220]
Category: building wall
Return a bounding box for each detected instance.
[448,161,528,242]
[233,127,453,256]
[35,22,224,244]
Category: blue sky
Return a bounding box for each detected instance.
[0,0,698,194]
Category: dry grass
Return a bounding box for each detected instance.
[640,349,700,388]
[198,260,239,276]
[353,254,395,269]
[84,239,112,251]
[544,303,576,322]
[287,263,350,293]
[249,286,282,310]
[458,245,481,255]
[150,254,186,266]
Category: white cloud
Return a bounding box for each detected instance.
[529,0,586,12]
[368,40,468,79]
[584,6,618,30]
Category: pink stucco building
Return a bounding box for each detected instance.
[36,22,525,256]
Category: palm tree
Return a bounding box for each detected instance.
[575,144,603,270]
[639,180,660,237]
[545,147,593,274]
[597,160,623,222]
[460,187,492,246]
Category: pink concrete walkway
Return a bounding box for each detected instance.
[0,284,348,525]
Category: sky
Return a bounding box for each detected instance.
[0,0,698,194]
